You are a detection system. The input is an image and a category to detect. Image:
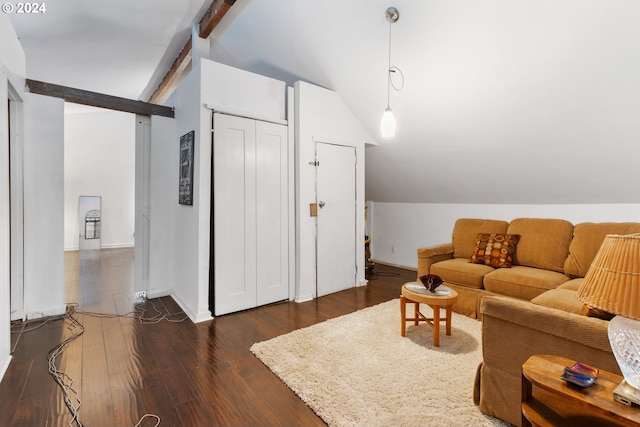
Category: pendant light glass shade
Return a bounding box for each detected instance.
[380,107,396,138]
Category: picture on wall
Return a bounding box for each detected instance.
[179,130,195,205]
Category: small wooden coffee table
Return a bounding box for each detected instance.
[400,282,458,347]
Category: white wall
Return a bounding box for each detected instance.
[147,115,177,298]
[369,202,640,269]
[160,66,208,321]
[294,81,375,302]
[22,92,66,318]
[149,59,287,321]
[0,12,26,381]
[64,107,135,250]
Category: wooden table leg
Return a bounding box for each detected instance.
[521,371,533,427]
[432,304,440,347]
[445,304,452,336]
[400,295,406,337]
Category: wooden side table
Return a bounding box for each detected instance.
[400,282,458,347]
[521,354,640,427]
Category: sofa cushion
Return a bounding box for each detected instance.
[507,218,573,273]
[430,258,493,289]
[451,218,509,260]
[483,266,570,300]
[469,233,520,268]
[564,222,640,278]
[531,288,588,315]
[557,278,584,291]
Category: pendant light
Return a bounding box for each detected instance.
[381,6,401,138]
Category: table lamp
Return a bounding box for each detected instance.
[576,233,640,406]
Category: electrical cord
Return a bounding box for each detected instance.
[10,297,186,427]
[47,308,84,427]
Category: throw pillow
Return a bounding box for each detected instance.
[469,233,520,268]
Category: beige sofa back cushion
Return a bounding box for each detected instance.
[452,218,509,259]
[564,222,640,278]
[507,218,573,272]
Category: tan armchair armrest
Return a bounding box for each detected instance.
[480,295,616,375]
[417,243,454,277]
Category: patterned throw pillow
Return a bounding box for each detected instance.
[469,233,520,268]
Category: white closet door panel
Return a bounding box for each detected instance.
[214,113,257,315]
[256,121,289,306]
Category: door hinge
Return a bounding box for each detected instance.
[309,161,319,166]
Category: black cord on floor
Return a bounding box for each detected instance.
[10,299,183,427]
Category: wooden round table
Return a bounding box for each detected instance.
[400,282,458,347]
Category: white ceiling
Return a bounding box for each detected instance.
[9,0,640,204]
[8,0,210,100]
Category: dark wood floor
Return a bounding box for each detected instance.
[1,248,415,427]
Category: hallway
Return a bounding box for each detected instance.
[64,247,142,314]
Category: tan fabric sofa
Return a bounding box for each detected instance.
[417,218,640,319]
[418,218,640,426]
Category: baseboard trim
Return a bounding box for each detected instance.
[295,293,314,303]
[64,244,134,252]
[168,292,213,324]
[371,260,417,271]
[25,304,67,320]
[0,354,12,383]
[146,289,171,299]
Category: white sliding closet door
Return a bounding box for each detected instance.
[213,113,288,315]
[255,121,289,306]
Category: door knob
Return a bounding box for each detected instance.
[318,201,326,208]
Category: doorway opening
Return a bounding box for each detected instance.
[63,104,138,311]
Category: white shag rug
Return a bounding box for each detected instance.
[250,299,511,427]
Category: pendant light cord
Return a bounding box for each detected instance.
[387,19,392,109]
[386,16,404,107]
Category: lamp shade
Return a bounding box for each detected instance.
[576,233,640,320]
[380,107,396,138]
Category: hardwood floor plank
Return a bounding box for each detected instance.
[101,316,135,376]
[81,341,115,427]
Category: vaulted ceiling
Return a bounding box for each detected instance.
[9,0,640,205]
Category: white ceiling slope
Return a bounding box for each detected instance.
[9,0,640,204]
[8,0,210,100]
[211,0,640,204]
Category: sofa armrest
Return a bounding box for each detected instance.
[477,295,618,426]
[480,295,616,376]
[417,243,454,277]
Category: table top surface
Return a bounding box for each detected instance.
[402,282,458,304]
[523,354,640,425]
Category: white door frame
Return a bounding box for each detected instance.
[133,115,151,295]
[8,82,25,321]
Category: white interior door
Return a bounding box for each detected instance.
[214,114,289,315]
[214,114,257,315]
[255,121,289,306]
[316,142,356,297]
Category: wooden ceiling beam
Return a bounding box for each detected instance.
[199,0,236,38]
[147,0,236,104]
[148,38,193,105]
[27,79,175,118]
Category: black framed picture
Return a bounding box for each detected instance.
[179,130,195,205]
